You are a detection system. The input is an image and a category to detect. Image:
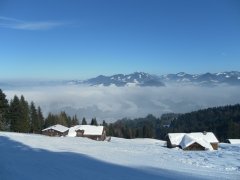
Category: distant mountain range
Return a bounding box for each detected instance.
[1,71,240,89]
[67,71,240,87]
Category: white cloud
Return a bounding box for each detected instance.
[0,16,66,30]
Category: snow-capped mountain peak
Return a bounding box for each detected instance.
[65,71,240,87]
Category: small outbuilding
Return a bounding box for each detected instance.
[167,132,219,150]
[68,125,106,141]
[42,124,69,137]
[226,139,240,144]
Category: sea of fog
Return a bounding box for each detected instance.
[4,84,240,122]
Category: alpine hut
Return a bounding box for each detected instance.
[42,124,69,137]
[68,125,106,141]
[167,132,219,150]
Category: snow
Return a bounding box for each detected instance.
[126,82,138,87]
[238,77,240,80]
[180,134,213,150]
[168,132,219,148]
[1,132,240,180]
[188,132,219,143]
[133,79,139,83]
[225,75,230,78]
[68,125,104,136]
[227,139,240,144]
[177,72,186,77]
[168,133,185,145]
[182,78,190,82]
[42,124,69,133]
[216,73,224,76]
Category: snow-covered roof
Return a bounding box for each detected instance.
[168,132,219,146]
[42,124,69,133]
[167,133,185,146]
[180,134,213,150]
[227,139,240,144]
[68,125,104,137]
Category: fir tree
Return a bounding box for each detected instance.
[81,117,87,125]
[71,115,79,126]
[37,106,45,131]
[9,95,21,132]
[0,89,9,130]
[30,102,41,133]
[19,95,30,132]
[90,118,98,126]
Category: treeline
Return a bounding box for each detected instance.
[0,89,81,133]
[0,89,44,133]
[105,105,240,141]
[0,89,107,133]
[169,105,240,141]
[105,114,177,139]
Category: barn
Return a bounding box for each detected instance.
[42,124,69,137]
[167,132,219,150]
[68,125,106,141]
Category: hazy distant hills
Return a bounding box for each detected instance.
[160,71,240,86]
[67,71,240,87]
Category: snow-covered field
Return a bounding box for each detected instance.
[0,132,239,180]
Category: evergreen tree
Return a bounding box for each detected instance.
[30,102,41,133]
[37,106,45,131]
[81,117,87,125]
[44,113,58,128]
[90,118,98,126]
[0,89,9,130]
[102,120,107,127]
[9,95,22,132]
[19,95,30,132]
[71,115,79,126]
[58,111,69,127]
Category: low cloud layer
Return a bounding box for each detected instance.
[4,84,240,122]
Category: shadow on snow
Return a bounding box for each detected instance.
[0,136,204,180]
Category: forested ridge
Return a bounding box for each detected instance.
[106,105,240,141]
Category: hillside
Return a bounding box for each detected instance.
[0,132,240,180]
[107,105,240,141]
[170,104,240,141]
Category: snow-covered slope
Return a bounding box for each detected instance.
[1,132,239,180]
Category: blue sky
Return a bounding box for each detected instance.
[0,0,240,80]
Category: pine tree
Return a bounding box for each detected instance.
[30,102,39,133]
[71,115,79,126]
[81,117,87,125]
[102,120,107,127]
[9,95,21,132]
[37,106,45,131]
[58,111,69,127]
[44,113,57,128]
[90,118,98,126]
[19,95,30,132]
[0,89,9,130]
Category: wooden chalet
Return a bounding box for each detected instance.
[68,125,106,141]
[42,124,69,137]
[167,132,219,151]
